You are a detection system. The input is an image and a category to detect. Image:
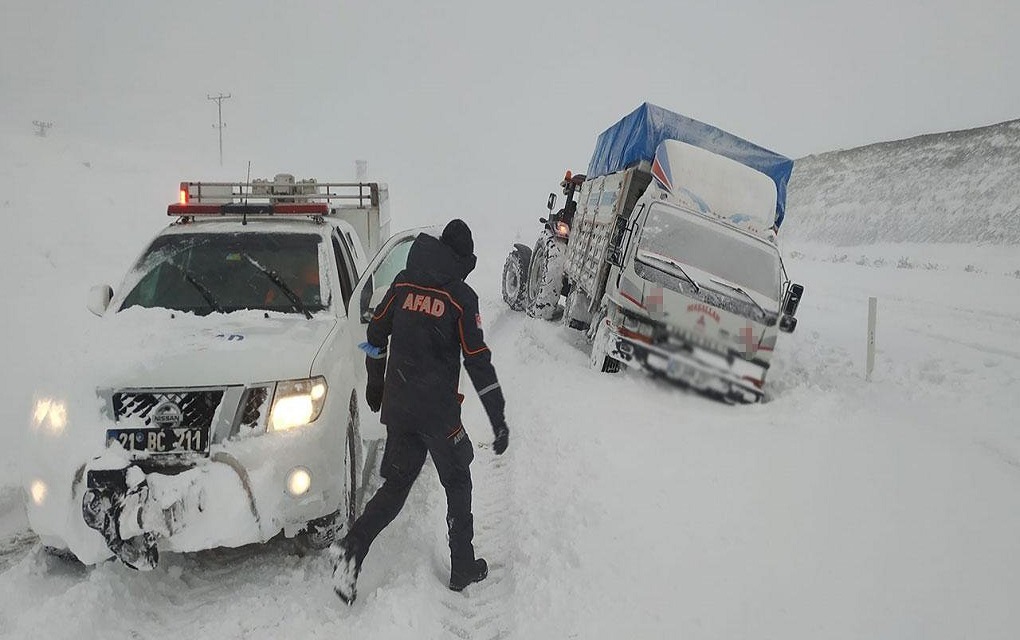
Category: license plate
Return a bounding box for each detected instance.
[106,427,208,454]
[668,360,709,386]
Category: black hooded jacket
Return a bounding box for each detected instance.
[365,233,506,436]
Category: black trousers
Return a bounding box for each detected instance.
[349,424,476,572]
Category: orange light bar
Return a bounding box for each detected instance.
[167,203,329,216]
[274,203,330,214]
[179,182,188,205]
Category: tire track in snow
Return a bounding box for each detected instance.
[0,531,37,573]
[438,448,515,640]
[0,487,35,572]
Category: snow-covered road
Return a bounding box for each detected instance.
[1,245,1019,639]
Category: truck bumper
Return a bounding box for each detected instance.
[608,329,765,403]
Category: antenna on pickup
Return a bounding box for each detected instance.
[242,161,251,226]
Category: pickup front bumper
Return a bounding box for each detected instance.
[81,458,262,570]
[607,328,765,403]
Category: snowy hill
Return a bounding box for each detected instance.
[783,119,1020,245]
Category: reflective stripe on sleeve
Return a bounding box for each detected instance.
[478,382,501,397]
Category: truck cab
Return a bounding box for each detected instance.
[584,140,802,402]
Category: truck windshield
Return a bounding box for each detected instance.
[120,232,327,316]
[638,204,781,301]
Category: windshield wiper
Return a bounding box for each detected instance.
[164,260,224,314]
[240,252,313,319]
[637,250,700,293]
[709,278,767,319]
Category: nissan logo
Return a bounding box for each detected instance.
[151,401,184,429]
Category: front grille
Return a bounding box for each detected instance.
[239,386,270,429]
[112,389,224,429]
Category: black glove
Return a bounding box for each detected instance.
[363,348,387,413]
[366,382,383,413]
[492,424,509,455]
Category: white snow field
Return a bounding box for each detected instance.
[1,124,1019,639]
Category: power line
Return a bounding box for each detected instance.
[207,93,231,166]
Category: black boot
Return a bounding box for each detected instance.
[331,534,365,605]
[449,557,488,592]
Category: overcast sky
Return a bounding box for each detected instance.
[2,0,1017,238]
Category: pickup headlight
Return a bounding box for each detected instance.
[269,376,327,432]
[32,397,68,435]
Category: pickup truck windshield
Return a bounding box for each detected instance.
[120,232,326,316]
[638,204,781,300]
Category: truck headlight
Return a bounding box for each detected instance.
[269,377,327,432]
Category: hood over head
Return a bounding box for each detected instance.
[406,227,476,286]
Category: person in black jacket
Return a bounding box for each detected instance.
[331,219,510,604]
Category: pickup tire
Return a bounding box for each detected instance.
[526,232,566,321]
[298,392,361,551]
[501,244,532,311]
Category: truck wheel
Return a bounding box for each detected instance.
[526,232,566,321]
[501,244,532,311]
[589,313,621,374]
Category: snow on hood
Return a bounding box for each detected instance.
[85,307,337,389]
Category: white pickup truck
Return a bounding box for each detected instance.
[25,175,401,569]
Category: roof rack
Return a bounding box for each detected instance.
[169,174,382,217]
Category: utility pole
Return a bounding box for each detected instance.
[207,93,231,166]
[32,120,53,137]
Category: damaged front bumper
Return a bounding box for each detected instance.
[80,457,262,570]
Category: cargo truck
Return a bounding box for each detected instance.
[501,103,804,402]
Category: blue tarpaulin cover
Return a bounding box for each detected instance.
[587,103,795,227]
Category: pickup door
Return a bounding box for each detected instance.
[347,226,442,436]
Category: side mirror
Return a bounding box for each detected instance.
[783,283,804,316]
[361,285,389,323]
[358,274,375,323]
[87,284,114,316]
[607,226,634,269]
[547,193,556,212]
[779,314,798,333]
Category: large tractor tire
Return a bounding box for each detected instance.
[525,232,566,321]
[501,243,532,311]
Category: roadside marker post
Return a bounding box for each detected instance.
[866,296,877,381]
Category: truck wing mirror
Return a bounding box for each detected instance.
[87,284,114,316]
[607,226,633,268]
[779,315,798,333]
[783,283,804,316]
[547,193,556,212]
